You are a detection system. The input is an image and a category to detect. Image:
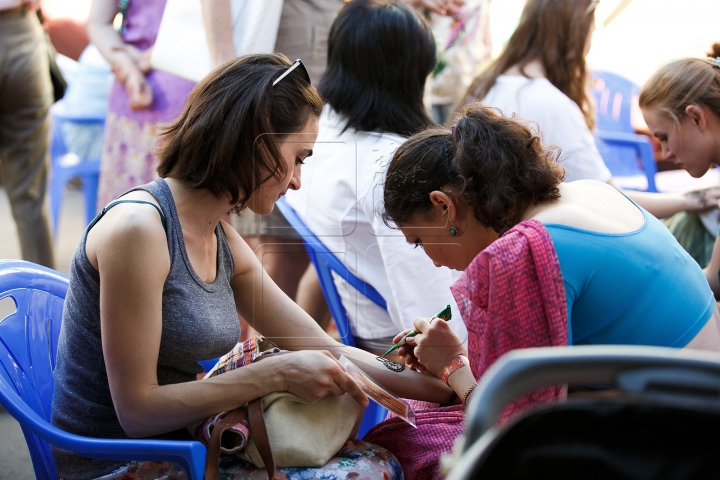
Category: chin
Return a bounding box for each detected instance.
[247,204,274,215]
[687,165,710,179]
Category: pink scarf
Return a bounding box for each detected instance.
[364,219,568,479]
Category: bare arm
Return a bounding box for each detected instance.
[87,0,152,109]
[201,0,235,68]
[611,180,720,219]
[222,222,454,404]
[93,206,299,437]
[93,203,371,439]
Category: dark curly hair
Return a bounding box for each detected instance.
[382,104,564,234]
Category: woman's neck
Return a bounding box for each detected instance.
[164,178,233,237]
[503,59,546,79]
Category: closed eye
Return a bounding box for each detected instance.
[295,149,313,166]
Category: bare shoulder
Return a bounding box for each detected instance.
[86,190,170,273]
[528,180,645,233]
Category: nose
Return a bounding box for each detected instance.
[661,143,672,160]
[288,164,302,191]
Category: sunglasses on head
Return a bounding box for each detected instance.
[272,59,311,87]
[585,0,599,14]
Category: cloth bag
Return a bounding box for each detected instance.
[151,0,284,82]
[199,337,364,479]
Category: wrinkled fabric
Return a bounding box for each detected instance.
[363,403,464,480]
[452,218,568,418]
[364,220,567,479]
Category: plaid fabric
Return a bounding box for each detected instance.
[363,220,567,480]
[451,218,568,418]
[207,337,282,378]
[199,337,282,454]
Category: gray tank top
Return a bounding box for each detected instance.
[51,178,240,479]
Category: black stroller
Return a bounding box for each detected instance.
[446,345,720,480]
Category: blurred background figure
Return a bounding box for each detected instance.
[457,0,720,222]
[0,0,55,268]
[59,44,112,162]
[231,0,345,315]
[286,0,467,353]
[237,0,474,329]
[427,0,491,124]
[86,0,196,211]
[640,56,720,297]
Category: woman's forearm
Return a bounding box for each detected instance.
[116,363,280,438]
[620,189,688,219]
[336,345,454,404]
[87,0,128,65]
[201,0,235,68]
[233,263,452,404]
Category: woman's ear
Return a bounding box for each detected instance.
[428,190,456,222]
[685,104,707,130]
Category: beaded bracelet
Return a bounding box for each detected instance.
[440,355,469,385]
[461,384,478,409]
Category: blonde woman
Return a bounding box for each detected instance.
[640,57,720,298]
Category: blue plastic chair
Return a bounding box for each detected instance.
[275,199,389,437]
[0,260,206,480]
[49,100,105,236]
[591,70,658,192]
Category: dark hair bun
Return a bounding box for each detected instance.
[708,42,720,59]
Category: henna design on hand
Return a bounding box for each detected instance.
[686,189,710,209]
[376,357,405,372]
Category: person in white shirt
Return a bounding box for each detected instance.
[286,0,468,354]
[458,0,720,220]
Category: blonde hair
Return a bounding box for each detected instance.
[639,58,720,125]
[459,0,597,129]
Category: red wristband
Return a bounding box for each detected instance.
[440,355,469,385]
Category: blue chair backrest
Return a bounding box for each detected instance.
[592,70,638,133]
[49,100,106,164]
[49,100,106,235]
[591,70,649,179]
[275,198,387,346]
[0,260,68,478]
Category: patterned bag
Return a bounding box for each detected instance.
[198,337,364,480]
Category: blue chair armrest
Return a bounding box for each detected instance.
[0,379,206,480]
[595,130,658,192]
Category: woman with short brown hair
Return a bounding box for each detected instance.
[50,54,433,480]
